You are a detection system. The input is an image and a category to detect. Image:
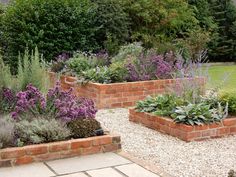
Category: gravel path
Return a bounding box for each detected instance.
[96,108,236,177]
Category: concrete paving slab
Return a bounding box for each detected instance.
[0,163,55,177]
[46,153,131,175]
[87,167,124,177]
[60,173,88,177]
[115,164,160,177]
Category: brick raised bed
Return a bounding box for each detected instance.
[49,72,206,109]
[0,134,121,167]
[129,108,236,142]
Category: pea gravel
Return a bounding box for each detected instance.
[96,108,236,177]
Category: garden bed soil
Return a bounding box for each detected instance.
[49,72,206,109]
[129,108,236,142]
[0,134,121,167]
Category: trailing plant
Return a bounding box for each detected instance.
[171,103,228,125]
[67,118,102,138]
[136,94,185,116]
[0,115,15,149]
[15,118,71,145]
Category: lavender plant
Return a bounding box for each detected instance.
[47,82,97,121]
[125,51,180,82]
[0,88,16,113]
[11,83,97,122]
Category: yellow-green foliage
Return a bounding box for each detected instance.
[219,90,236,114]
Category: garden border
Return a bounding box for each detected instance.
[0,134,121,167]
[49,72,206,109]
[129,108,236,142]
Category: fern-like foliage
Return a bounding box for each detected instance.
[16,47,49,92]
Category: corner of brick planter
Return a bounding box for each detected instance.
[58,76,206,109]
[129,108,236,142]
[0,134,121,167]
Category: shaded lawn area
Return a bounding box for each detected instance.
[207,65,236,91]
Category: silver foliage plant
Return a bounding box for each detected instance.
[0,115,15,149]
[15,118,71,145]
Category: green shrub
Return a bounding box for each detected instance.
[1,0,96,70]
[111,42,143,63]
[66,53,97,76]
[0,115,15,149]
[122,0,199,48]
[67,118,102,138]
[91,0,130,55]
[109,61,128,83]
[219,91,236,114]
[16,47,49,92]
[171,103,227,125]
[15,118,71,145]
[136,94,185,116]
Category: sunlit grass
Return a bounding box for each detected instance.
[207,65,236,91]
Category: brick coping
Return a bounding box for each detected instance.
[49,72,205,86]
[129,108,236,142]
[49,72,206,109]
[0,134,121,167]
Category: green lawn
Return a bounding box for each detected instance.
[207,65,236,91]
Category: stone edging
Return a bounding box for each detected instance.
[129,108,236,142]
[0,134,121,167]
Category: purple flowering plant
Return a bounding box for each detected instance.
[11,83,97,122]
[125,51,182,82]
[46,82,97,122]
[0,87,16,113]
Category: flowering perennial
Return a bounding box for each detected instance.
[11,83,97,121]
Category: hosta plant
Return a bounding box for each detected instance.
[171,103,228,126]
[136,94,185,116]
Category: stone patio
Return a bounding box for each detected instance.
[0,153,161,177]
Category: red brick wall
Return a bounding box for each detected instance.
[0,134,121,167]
[49,72,206,109]
[129,108,236,142]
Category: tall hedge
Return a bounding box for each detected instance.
[121,0,200,49]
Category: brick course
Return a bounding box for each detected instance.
[0,134,121,167]
[49,72,205,109]
[129,108,236,142]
